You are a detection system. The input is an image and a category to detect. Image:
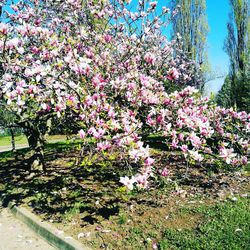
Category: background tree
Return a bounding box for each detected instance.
[171,0,209,89]
[0,108,21,151]
[220,0,250,112]
[216,75,233,108]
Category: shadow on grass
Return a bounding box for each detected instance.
[0,141,130,223]
[0,139,246,227]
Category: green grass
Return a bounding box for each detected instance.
[0,135,27,146]
[159,197,250,250]
[0,134,68,147]
[0,139,80,164]
[111,197,250,250]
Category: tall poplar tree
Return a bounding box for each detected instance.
[225,0,249,73]
[171,0,209,88]
[218,0,249,111]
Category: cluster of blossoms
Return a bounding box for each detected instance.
[147,87,249,164]
[0,0,249,189]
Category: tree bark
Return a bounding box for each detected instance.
[9,128,16,152]
[24,123,46,172]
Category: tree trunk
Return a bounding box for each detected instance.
[9,128,16,152]
[25,126,46,172]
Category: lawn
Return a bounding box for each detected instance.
[158,197,250,250]
[0,141,249,249]
[0,135,27,146]
[0,134,68,147]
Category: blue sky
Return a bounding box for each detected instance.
[206,0,230,74]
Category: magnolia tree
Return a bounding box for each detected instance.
[0,0,249,188]
[0,0,196,171]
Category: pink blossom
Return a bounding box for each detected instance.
[178,133,184,141]
[189,132,202,148]
[93,128,106,139]
[144,53,156,65]
[79,129,86,139]
[146,115,156,126]
[150,2,157,8]
[160,167,169,177]
[108,109,116,118]
[41,103,48,110]
[219,147,237,164]
[167,68,179,80]
[128,82,136,90]
[97,141,111,151]
[189,150,204,162]
[85,49,94,58]
[120,176,135,190]
[181,145,188,153]
[241,156,248,165]
[16,86,24,95]
[88,127,95,135]
[68,95,75,102]
[135,174,149,189]
[152,242,158,250]
[103,34,112,43]
[145,157,155,166]
[7,38,21,49]
[156,115,163,124]
[79,114,85,120]
[171,139,179,149]
[92,75,106,89]
[85,96,93,106]
[0,23,8,35]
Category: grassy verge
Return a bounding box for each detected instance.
[159,197,250,250]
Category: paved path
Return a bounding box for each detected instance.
[0,144,28,153]
[0,207,56,250]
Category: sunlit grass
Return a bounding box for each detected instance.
[0,134,68,147]
[159,197,250,250]
[0,135,27,147]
